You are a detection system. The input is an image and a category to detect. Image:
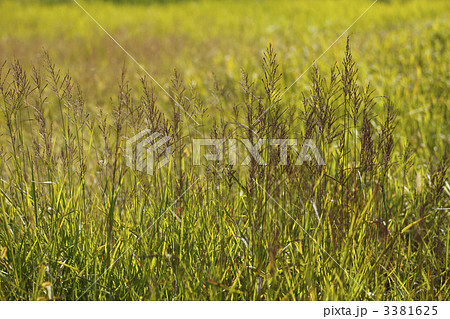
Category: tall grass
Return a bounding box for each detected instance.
[0,35,448,300]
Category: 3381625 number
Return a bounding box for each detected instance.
[383,306,437,316]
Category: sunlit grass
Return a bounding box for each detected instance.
[0,0,448,300]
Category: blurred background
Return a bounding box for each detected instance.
[1,0,448,158]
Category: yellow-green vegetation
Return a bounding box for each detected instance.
[0,0,449,300]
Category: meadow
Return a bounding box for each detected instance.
[0,0,449,300]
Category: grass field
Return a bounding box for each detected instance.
[0,0,449,300]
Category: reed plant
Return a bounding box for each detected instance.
[0,37,448,301]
